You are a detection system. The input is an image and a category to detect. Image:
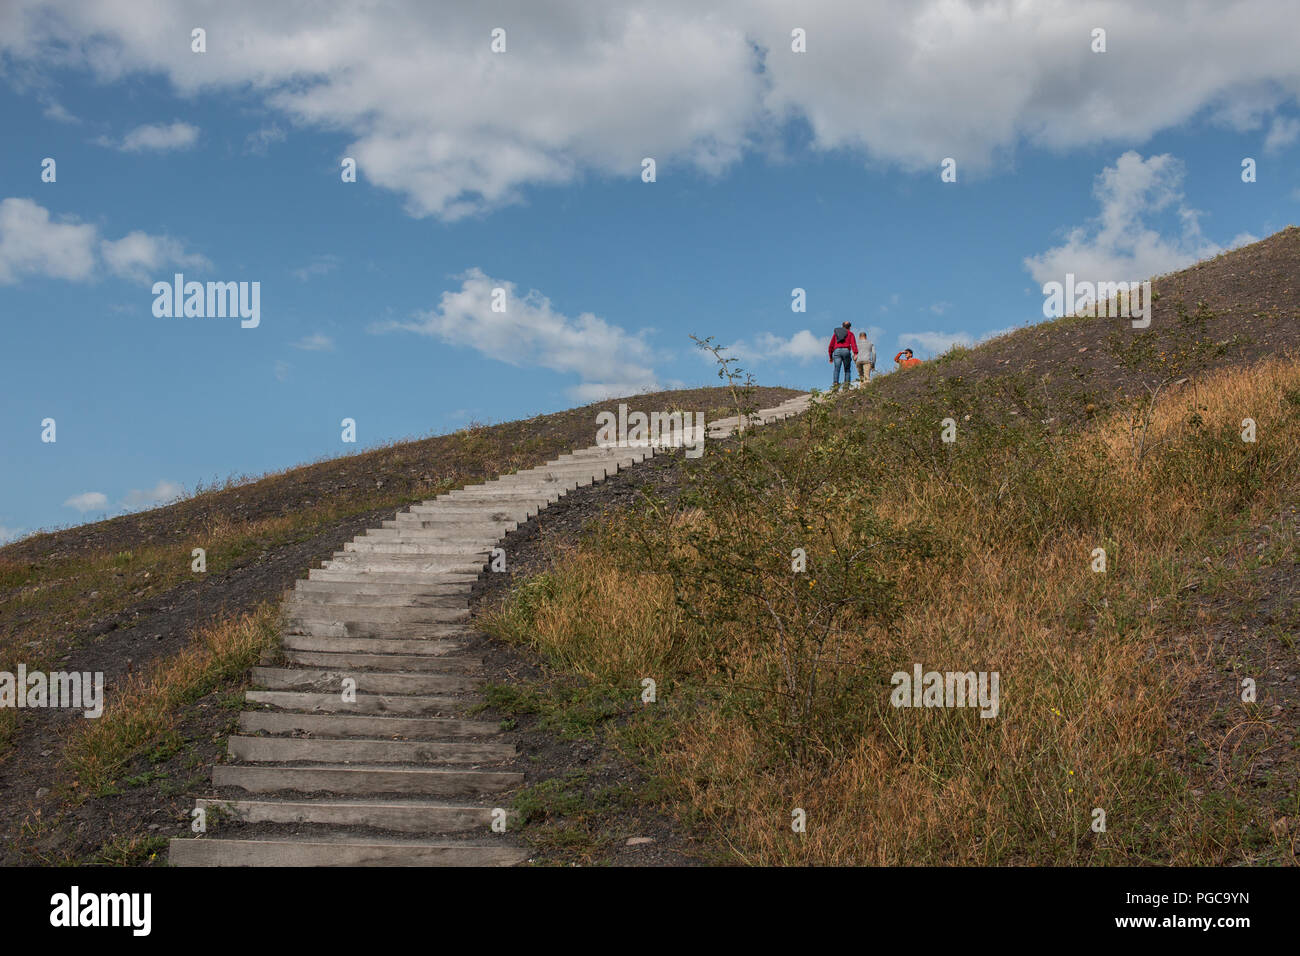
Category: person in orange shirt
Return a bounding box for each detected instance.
[894,348,922,368]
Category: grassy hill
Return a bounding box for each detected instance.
[475,227,1300,864]
[3,226,1297,865]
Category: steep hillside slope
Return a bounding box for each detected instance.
[0,385,797,863]
[473,229,1300,865]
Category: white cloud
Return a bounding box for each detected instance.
[730,325,886,364]
[378,268,659,400]
[121,480,184,509]
[292,333,335,351]
[1023,152,1258,288]
[63,491,108,513]
[729,330,824,363]
[0,197,98,283]
[4,1,1298,220]
[42,100,78,123]
[274,360,292,382]
[0,525,25,545]
[897,324,1017,358]
[292,255,341,281]
[928,301,953,316]
[1264,116,1300,153]
[99,230,210,281]
[898,330,975,356]
[245,123,287,154]
[106,120,199,152]
[0,198,206,285]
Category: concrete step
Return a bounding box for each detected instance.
[320,558,486,574]
[388,517,523,531]
[514,460,624,474]
[414,494,540,505]
[556,447,652,461]
[169,836,526,867]
[238,711,499,739]
[251,667,479,695]
[284,620,472,639]
[294,578,472,597]
[280,635,469,655]
[194,797,510,834]
[306,569,480,584]
[492,468,605,483]
[341,541,496,555]
[212,763,523,796]
[394,509,536,523]
[387,512,517,524]
[285,604,469,625]
[288,590,470,608]
[362,527,511,541]
[444,481,578,496]
[246,691,461,715]
[227,735,516,765]
[413,495,554,508]
[282,650,482,672]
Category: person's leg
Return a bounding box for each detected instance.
[832,350,843,387]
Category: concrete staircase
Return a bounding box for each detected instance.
[169,392,811,866]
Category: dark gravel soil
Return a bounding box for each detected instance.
[0,501,403,864]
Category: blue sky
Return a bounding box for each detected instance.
[1,0,1298,541]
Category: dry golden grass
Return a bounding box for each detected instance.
[60,604,280,796]
[485,357,1300,864]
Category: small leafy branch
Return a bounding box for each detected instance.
[690,334,759,450]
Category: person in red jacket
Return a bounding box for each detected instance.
[894,348,922,368]
[828,321,858,389]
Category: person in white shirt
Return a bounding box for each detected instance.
[855,332,876,384]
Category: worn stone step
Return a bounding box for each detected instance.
[194,797,511,834]
[493,469,605,484]
[443,481,578,495]
[227,735,516,765]
[556,447,652,461]
[212,763,523,796]
[342,541,496,555]
[511,462,619,475]
[306,569,480,584]
[387,512,517,524]
[320,558,485,574]
[393,509,536,525]
[169,836,526,867]
[413,495,555,508]
[284,620,473,639]
[246,691,461,715]
[431,494,562,507]
[280,635,469,655]
[389,518,524,531]
[252,667,479,695]
[285,604,469,625]
[289,590,470,608]
[238,711,499,739]
[295,577,471,596]
[282,650,482,672]
[362,524,508,538]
